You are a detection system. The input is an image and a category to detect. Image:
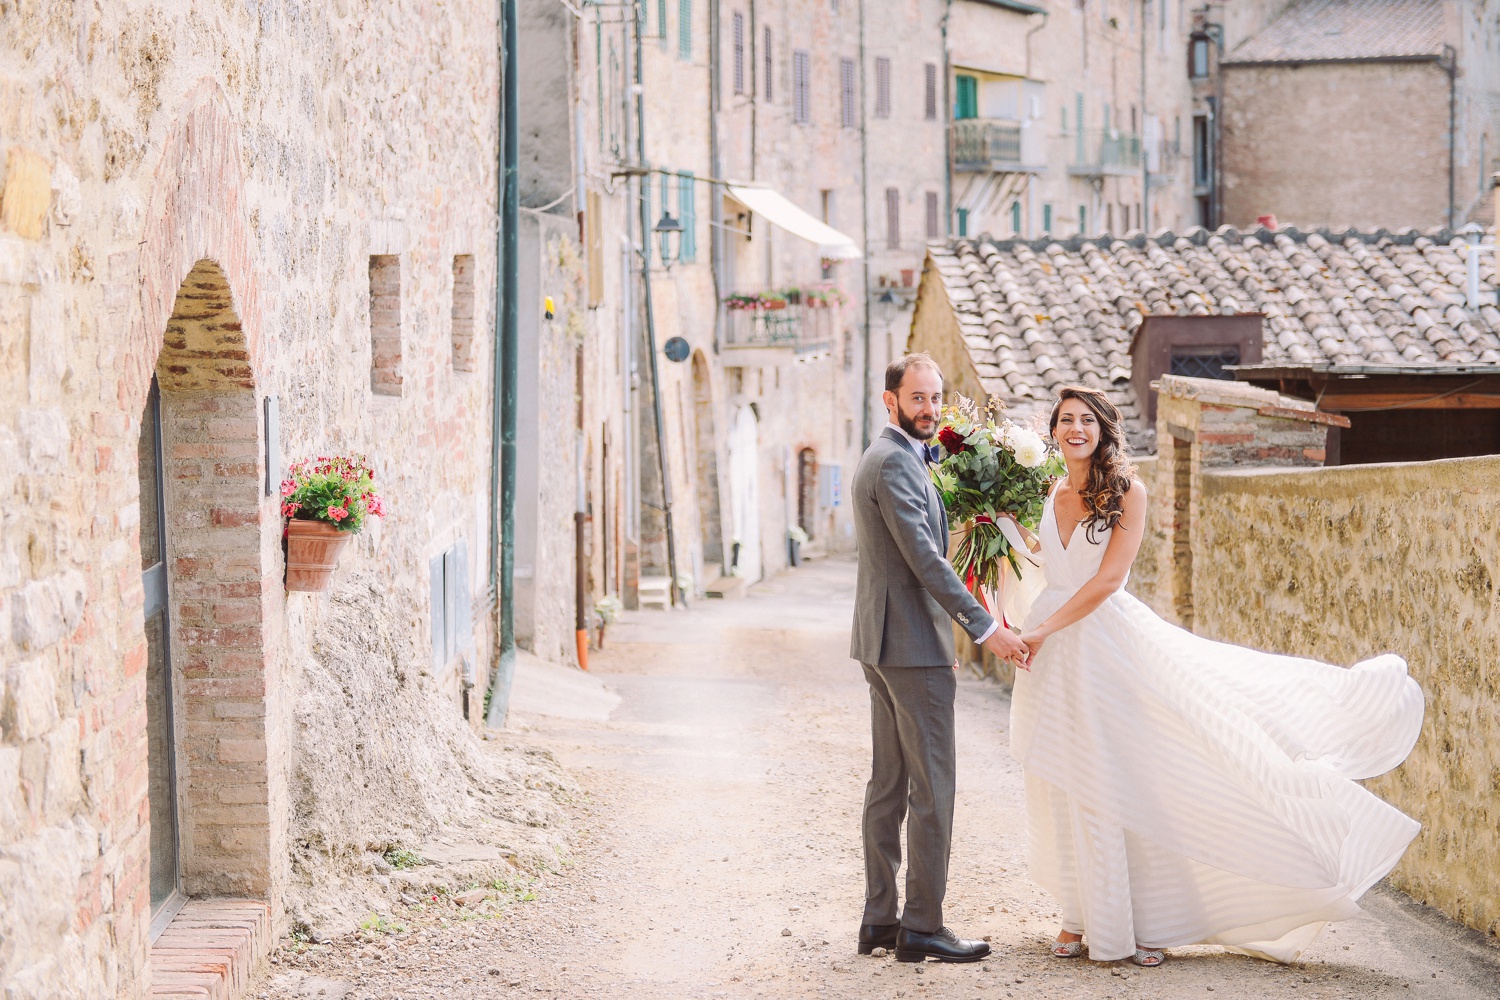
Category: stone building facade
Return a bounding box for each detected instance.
[1,3,505,996]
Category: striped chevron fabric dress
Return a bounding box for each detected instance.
[1006,493,1425,964]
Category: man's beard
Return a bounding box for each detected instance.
[898,403,937,441]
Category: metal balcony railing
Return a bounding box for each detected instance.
[952,119,1023,171]
[722,289,840,358]
[1070,129,1143,176]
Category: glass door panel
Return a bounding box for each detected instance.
[138,379,183,933]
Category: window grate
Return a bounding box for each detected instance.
[764,28,773,101]
[875,57,891,118]
[924,63,937,120]
[925,191,939,240]
[1170,349,1240,380]
[733,13,745,94]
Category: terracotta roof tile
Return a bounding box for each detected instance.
[1226,0,1445,64]
[924,224,1500,451]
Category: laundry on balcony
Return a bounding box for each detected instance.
[725,184,861,260]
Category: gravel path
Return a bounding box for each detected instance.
[259,556,1500,1000]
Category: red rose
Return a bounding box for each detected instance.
[938,426,967,454]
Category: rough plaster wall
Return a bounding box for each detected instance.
[0,1,502,994]
[1221,62,1451,230]
[1193,457,1500,938]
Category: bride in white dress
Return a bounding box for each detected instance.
[999,386,1425,967]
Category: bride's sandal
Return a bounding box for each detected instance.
[1052,934,1084,958]
[1132,946,1165,968]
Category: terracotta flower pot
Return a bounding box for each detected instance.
[285,519,352,592]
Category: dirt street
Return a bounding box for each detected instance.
[261,556,1500,1000]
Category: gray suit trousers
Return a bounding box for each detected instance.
[860,661,956,934]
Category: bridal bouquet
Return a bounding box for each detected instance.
[929,396,1063,594]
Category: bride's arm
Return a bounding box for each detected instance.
[996,512,1041,553]
[1019,481,1147,662]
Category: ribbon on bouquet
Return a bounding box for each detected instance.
[963,514,1044,632]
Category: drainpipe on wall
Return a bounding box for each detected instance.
[859,0,873,452]
[575,345,589,670]
[942,0,953,237]
[633,6,683,606]
[486,0,521,728]
[1445,44,1457,230]
[1140,0,1149,231]
[709,0,724,354]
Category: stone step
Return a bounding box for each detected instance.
[637,575,672,610]
[704,575,747,600]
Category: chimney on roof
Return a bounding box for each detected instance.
[1256,214,1278,231]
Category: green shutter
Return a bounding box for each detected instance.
[1010,200,1021,235]
[659,173,672,262]
[678,0,691,59]
[679,172,696,263]
[1043,203,1052,233]
[1079,204,1087,235]
[957,207,969,238]
[955,75,978,121]
[1075,93,1085,163]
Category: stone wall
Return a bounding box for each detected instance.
[1191,457,1500,938]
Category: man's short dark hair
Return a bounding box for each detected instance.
[885,352,943,393]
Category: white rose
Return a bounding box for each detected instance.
[1010,427,1047,468]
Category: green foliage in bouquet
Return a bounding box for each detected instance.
[929,396,1064,590]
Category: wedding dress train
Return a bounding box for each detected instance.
[1004,493,1424,963]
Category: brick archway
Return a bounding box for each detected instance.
[114,83,283,975]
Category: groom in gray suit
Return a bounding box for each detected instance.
[851,353,1028,964]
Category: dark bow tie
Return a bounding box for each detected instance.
[924,443,941,466]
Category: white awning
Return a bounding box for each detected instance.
[726,184,862,260]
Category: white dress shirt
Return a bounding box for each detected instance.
[886,420,1001,645]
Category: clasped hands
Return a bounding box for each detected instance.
[983,623,1045,671]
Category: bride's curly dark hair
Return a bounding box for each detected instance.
[1048,386,1137,543]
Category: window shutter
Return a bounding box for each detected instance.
[924,63,937,121]
[840,58,855,127]
[1075,93,1085,163]
[733,13,745,94]
[885,187,900,249]
[925,191,939,240]
[1011,200,1021,235]
[659,172,672,261]
[794,50,811,123]
[679,0,691,59]
[764,28,773,102]
[955,74,977,120]
[658,0,667,41]
[1042,203,1052,233]
[956,207,969,237]
[642,175,652,262]
[875,57,891,118]
[1078,204,1087,235]
[679,171,696,262]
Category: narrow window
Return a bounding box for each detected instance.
[840,58,856,127]
[954,74,978,120]
[1075,93,1085,163]
[733,13,745,94]
[821,189,835,223]
[1189,33,1211,78]
[925,191,939,239]
[764,28,774,102]
[924,63,937,120]
[451,254,477,371]
[1010,200,1021,235]
[885,187,900,249]
[659,172,672,262]
[957,206,969,237]
[1042,203,1053,234]
[679,0,692,59]
[586,190,605,306]
[1193,114,1211,188]
[1078,204,1087,235]
[794,50,811,124]
[369,255,402,395]
[658,0,667,42]
[1061,104,1068,134]
[678,171,697,262]
[875,57,891,118]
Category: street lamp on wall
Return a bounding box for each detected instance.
[653,210,684,269]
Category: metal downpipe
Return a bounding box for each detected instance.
[486,0,520,728]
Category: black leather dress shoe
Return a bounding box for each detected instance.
[857,922,900,955]
[895,925,991,963]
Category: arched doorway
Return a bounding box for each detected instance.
[727,404,762,583]
[690,352,725,575]
[134,259,273,925]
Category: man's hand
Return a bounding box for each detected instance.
[983,626,1031,671]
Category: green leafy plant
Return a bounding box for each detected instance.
[382,846,425,870]
[280,454,385,532]
[359,912,407,935]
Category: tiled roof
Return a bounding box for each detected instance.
[924,225,1500,450]
[1226,0,1445,64]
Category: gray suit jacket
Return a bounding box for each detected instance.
[850,426,996,667]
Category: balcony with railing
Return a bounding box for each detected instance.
[1069,129,1143,177]
[951,118,1045,173]
[721,287,841,364]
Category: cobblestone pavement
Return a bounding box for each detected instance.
[260,556,1500,1000]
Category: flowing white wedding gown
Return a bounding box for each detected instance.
[1004,491,1425,964]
